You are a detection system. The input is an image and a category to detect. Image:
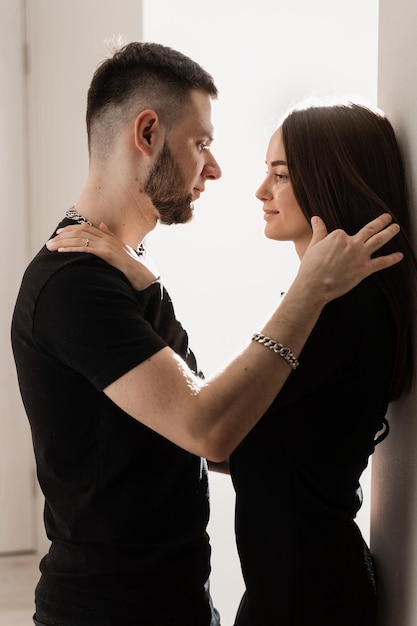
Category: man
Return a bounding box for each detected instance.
[11,42,401,626]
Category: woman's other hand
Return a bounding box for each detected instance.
[46,223,158,291]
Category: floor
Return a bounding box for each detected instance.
[0,553,39,626]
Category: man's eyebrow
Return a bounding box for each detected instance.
[200,126,214,141]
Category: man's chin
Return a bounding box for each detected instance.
[159,203,194,226]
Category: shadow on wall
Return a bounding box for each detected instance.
[371,394,417,626]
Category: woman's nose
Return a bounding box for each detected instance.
[256,179,270,201]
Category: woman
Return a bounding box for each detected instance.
[229,101,416,625]
[47,100,416,625]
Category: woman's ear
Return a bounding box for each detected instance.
[134,110,162,156]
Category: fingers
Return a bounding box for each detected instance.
[46,235,96,252]
[309,216,328,244]
[356,213,393,243]
[46,224,111,252]
[364,222,400,253]
[56,224,100,236]
[360,212,393,240]
[369,251,404,272]
[346,216,402,277]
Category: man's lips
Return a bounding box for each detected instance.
[193,188,204,200]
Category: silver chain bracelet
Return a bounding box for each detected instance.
[252,333,299,370]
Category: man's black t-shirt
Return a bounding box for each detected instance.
[11,220,213,625]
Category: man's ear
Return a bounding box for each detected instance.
[134,110,162,156]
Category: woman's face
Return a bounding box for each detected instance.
[256,127,312,258]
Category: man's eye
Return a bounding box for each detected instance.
[198,143,210,151]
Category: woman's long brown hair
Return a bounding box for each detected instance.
[281,102,416,400]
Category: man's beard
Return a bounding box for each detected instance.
[144,141,194,225]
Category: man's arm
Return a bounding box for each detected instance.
[104,214,402,461]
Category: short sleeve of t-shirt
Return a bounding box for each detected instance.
[33,257,167,391]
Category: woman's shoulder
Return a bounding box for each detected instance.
[325,276,391,322]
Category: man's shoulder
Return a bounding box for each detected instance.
[21,243,128,300]
[12,241,133,348]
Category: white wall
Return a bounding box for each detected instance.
[0,0,35,554]
[25,0,144,254]
[142,2,378,622]
[371,1,417,624]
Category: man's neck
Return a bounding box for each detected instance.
[74,182,158,248]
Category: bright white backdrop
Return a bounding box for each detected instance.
[142,2,378,623]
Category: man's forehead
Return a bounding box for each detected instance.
[181,98,215,138]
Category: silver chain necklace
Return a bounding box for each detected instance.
[65,207,93,226]
[64,207,145,257]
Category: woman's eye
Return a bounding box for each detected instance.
[274,173,288,181]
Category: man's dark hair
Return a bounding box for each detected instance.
[86,41,218,155]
